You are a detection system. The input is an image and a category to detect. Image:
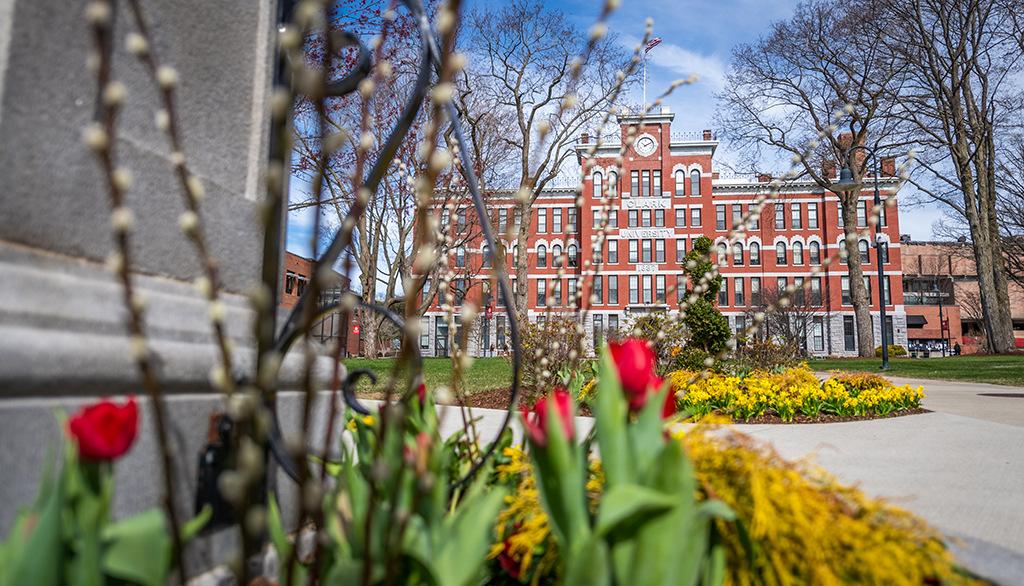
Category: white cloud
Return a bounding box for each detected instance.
[648,43,727,92]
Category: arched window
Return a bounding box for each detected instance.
[717,243,727,266]
[608,172,618,198]
[776,242,787,265]
[593,172,603,199]
[690,169,701,196]
[733,243,744,266]
[809,241,821,265]
[793,241,804,265]
[675,170,685,196]
[482,244,491,268]
[859,240,870,264]
[537,244,547,268]
[839,240,848,264]
[456,246,466,268]
[750,242,761,266]
[553,244,563,268]
[568,244,578,267]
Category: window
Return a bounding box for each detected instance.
[751,277,761,306]
[736,316,746,338]
[793,241,803,265]
[885,315,894,345]
[880,242,889,264]
[775,205,785,229]
[609,210,617,227]
[608,240,618,264]
[594,275,603,304]
[844,316,855,351]
[656,275,665,302]
[553,208,563,233]
[716,205,726,230]
[839,239,848,264]
[451,279,466,305]
[609,276,618,304]
[717,243,727,266]
[884,275,891,305]
[791,203,802,229]
[735,278,745,306]
[837,201,844,228]
[857,200,867,227]
[841,276,851,305]
[777,277,787,295]
[537,315,546,328]
[629,275,639,304]
[859,240,870,264]
[631,171,639,196]
[654,209,665,227]
[653,170,662,196]
[811,277,822,306]
[676,208,686,227]
[809,241,821,265]
[750,242,760,266]
[553,244,563,268]
[719,278,728,306]
[594,314,603,349]
[608,172,618,198]
[808,203,819,229]
[538,209,547,233]
[421,317,430,349]
[422,278,431,306]
[794,277,805,306]
[879,202,887,227]
[642,239,652,263]
[441,208,450,227]
[675,170,685,196]
[483,244,491,268]
[641,209,651,227]
[537,279,546,306]
[568,244,578,267]
[285,274,294,294]
[864,276,871,301]
[552,280,561,306]
[497,316,506,347]
[458,210,467,231]
[628,240,638,263]
[536,245,546,268]
[628,210,638,227]
[498,209,507,233]
[748,204,759,230]
[732,204,742,230]
[593,209,601,228]
[691,169,701,195]
[776,242,787,265]
[609,314,618,334]
[642,275,653,304]
[655,239,665,263]
[593,172,602,199]
[733,243,743,266]
[456,246,466,267]
[642,170,651,197]
[677,274,685,303]
[691,208,701,227]
[568,279,577,308]
[813,320,824,352]
[567,208,577,233]
[676,239,685,263]
[514,208,521,230]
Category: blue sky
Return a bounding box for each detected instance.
[286,0,943,258]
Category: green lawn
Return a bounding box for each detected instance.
[342,357,514,395]
[813,355,1024,387]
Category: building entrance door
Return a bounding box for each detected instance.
[435,320,449,358]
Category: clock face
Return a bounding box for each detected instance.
[635,134,658,157]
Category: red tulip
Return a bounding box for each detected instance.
[497,538,521,578]
[68,397,139,461]
[609,339,665,413]
[521,389,574,448]
[416,383,427,403]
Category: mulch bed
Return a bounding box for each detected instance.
[446,387,930,424]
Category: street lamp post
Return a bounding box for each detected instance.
[831,146,892,370]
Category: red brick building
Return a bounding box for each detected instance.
[420,108,908,357]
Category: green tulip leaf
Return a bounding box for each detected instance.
[10,464,64,586]
[595,484,677,539]
[594,348,633,488]
[267,493,292,561]
[697,499,736,522]
[180,505,213,543]
[564,536,610,586]
[100,508,171,586]
[433,486,508,586]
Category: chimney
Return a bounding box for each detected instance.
[881,157,896,176]
[661,106,671,114]
[581,133,589,144]
[703,129,712,141]
[758,173,771,183]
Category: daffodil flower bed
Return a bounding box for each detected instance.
[490,422,982,586]
[670,367,926,422]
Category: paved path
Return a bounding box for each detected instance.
[429,375,1024,585]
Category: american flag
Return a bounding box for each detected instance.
[645,37,662,54]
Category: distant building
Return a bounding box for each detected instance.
[280,252,314,309]
[280,252,363,356]
[419,107,908,357]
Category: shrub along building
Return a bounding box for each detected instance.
[419,108,908,357]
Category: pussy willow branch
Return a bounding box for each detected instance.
[85,1,186,580]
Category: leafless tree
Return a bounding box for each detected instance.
[715,0,910,356]
[464,0,635,318]
[996,134,1024,288]
[879,0,1024,352]
[743,284,829,350]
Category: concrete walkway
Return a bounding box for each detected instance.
[434,375,1024,586]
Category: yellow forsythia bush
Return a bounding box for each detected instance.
[671,366,925,421]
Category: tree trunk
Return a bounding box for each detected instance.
[964,188,1016,353]
[840,195,875,357]
[514,199,534,320]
